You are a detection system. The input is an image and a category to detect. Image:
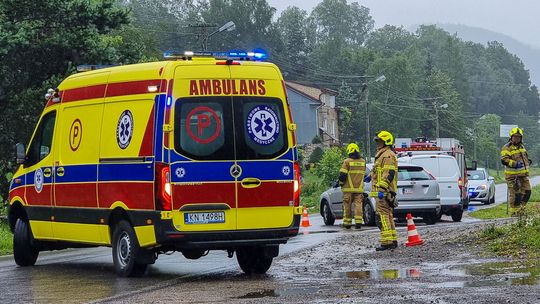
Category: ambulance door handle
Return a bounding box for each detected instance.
[43,168,52,177]
[56,167,65,177]
[241,178,261,189]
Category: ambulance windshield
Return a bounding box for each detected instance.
[174,96,288,160]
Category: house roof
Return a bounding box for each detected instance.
[285,81,338,103]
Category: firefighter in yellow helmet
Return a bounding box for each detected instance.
[501,127,532,216]
[370,131,398,251]
[338,143,367,229]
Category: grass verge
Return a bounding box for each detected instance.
[470,184,540,220]
[479,204,540,258]
[0,221,13,256]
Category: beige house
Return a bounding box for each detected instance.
[286,81,340,147]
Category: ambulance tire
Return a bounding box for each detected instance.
[13,218,39,267]
[236,246,273,275]
[112,220,148,277]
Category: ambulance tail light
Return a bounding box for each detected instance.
[293,162,301,206]
[155,162,172,211]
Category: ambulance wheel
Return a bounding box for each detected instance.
[13,218,39,267]
[112,220,148,277]
[236,247,273,275]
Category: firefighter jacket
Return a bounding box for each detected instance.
[339,156,366,193]
[370,146,398,197]
[501,142,530,178]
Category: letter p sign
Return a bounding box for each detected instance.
[69,119,83,151]
[197,114,211,136]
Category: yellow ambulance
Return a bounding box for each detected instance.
[8,51,302,277]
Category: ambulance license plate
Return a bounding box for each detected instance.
[184,212,225,224]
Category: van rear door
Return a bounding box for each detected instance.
[171,64,237,232]
[410,156,461,206]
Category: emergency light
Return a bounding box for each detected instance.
[76,64,116,72]
[163,49,268,61]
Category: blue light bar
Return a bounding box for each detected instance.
[163,49,268,61]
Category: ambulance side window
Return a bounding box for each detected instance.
[26,111,56,167]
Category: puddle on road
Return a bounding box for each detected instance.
[342,261,540,287]
[343,268,422,280]
[237,287,319,299]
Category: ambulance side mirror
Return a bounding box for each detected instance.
[15,143,26,165]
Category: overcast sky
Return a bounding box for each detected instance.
[267,0,540,48]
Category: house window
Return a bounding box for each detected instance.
[323,118,327,130]
[332,120,335,136]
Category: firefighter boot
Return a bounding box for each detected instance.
[355,223,362,230]
[392,241,398,249]
[375,244,393,251]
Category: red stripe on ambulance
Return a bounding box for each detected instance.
[172,183,235,209]
[55,183,98,208]
[62,84,107,102]
[99,182,155,210]
[139,105,155,156]
[237,182,293,208]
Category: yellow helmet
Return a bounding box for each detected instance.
[374,130,394,146]
[346,143,360,154]
[509,127,523,138]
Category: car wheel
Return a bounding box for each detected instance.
[451,208,463,222]
[13,218,39,267]
[112,220,148,277]
[236,246,273,275]
[435,208,443,221]
[363,199,376,226]
[322,200,335,226]
[423,213,437,225]
[489,194,496,205]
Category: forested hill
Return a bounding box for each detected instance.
[437,24,540,87]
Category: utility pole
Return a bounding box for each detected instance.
[361,83,370,160]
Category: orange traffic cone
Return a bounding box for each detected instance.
[405,213,424,247]
[301,207,311,227]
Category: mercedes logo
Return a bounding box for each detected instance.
[230,164,242,178]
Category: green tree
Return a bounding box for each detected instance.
[314,147,344,186]
[309,147,324,164]
[0,0,135,199]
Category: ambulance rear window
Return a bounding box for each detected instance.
[174,97,234,160]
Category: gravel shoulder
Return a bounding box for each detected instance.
[110,219,540,304]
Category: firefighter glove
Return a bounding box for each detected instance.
[516,161,524,168]
[378,191,385,199]
[364,175,371,183]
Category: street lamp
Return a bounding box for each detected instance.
[203,21,236,50]
[361,75,386,161]
[435,102,448,139]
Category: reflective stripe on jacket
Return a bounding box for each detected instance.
[370,146,398,197]
[340,157,366,193]
[501,142,530,177]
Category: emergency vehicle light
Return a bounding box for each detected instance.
[163,49,268,61]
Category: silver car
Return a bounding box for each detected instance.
[319,163,441,226]
[467,168,495,204]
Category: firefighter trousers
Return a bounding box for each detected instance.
[376,197,397,245]
[343,192,364,226]
[506,176,531,215]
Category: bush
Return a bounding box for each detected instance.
[314,147,345,186]
[311,135,322,144]
[308,147,324,164]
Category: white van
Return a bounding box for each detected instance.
[398,154,464,222]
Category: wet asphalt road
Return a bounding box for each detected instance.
[1,176,539,303]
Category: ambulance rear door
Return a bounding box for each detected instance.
[170,63,237,232]
[230,66,295,230]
